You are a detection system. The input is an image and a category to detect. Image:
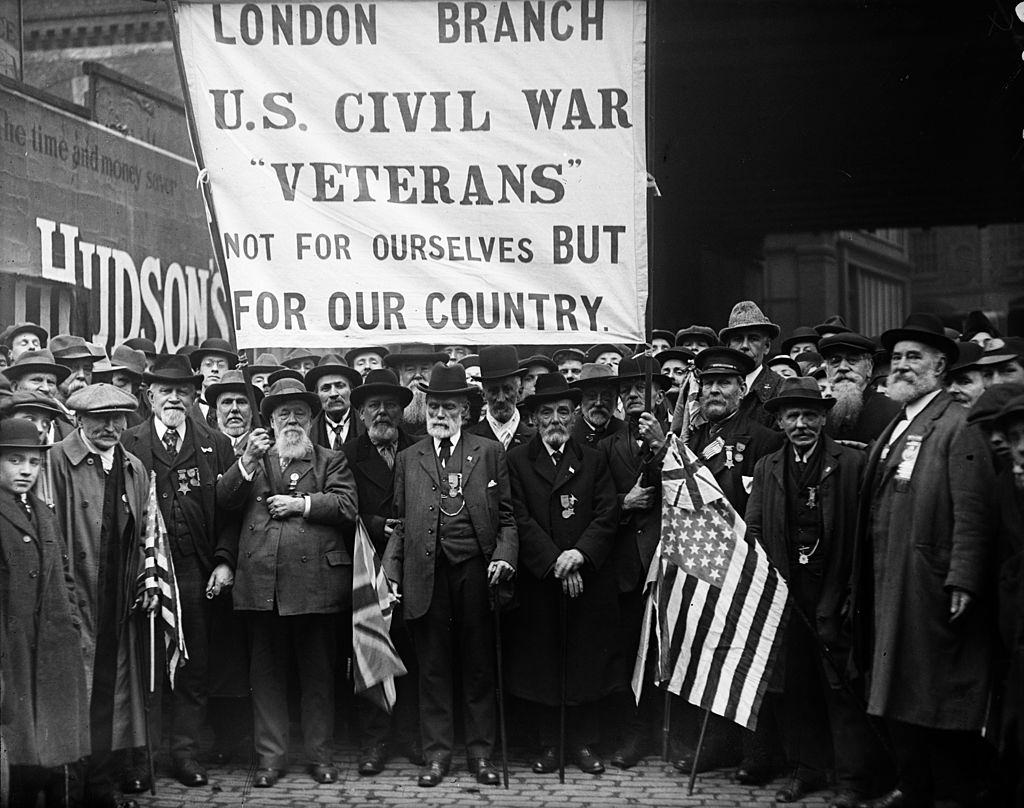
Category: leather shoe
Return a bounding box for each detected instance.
[172,759,208,787]
[576,746,604,775]
[358,744,388,775]
[417,759,448,787]
[120,767,150,794]
[253,768,280,788]
[609,735,646,769]
[831,790,863,808]
[532,747,558,774]
[735,763,773,786]
[468,758,500,786]
[309,763,338,784]
[857,789,924,808]
[775,772,827,803]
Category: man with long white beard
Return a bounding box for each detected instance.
[818,332,901,447]
[569,363,624,445]
[216,378,358,788]
[467,345,535,450]
[120,354,237,790]
[385,343,448,439]
[383,362,517,788]
[853,313,994,808]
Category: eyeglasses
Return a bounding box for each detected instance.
[824,352,869,367]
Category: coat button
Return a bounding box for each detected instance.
[79,551,86,559]
[29,570,38,578]
[428,506,434,511]
[432,486,436,491]
[301,555,308,563]
[86,458,94,465]
[425,550,431,556]
[82,502,89,509]
[161,493,168,499]
[22,535,30,543]
[256,496,263,502]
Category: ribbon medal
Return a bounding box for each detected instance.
[560,493,577,519]
[702,436,725,461]
[895,435,922,483]
[177,467,200,496]
[288,472,300,493]
[724,444,735,469]
[446,472,463,498]
[806,485,817,509]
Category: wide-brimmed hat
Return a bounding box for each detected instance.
[190,338,238,370]
[585,343,625,363]
[2,349,71,383]
[814,315,852,338]
[344,345,389,367]
[304,354,362,392]
[694,347,756,378]
[416,362,475,397]
[675,325,719,347]
[143,354,204,387]
[519,353,558,373]
[458,354,480,371]
[66,383,138,414]
[248,352,284,374]
[880,313,959,363]
[204,369,264,409]
[282,347,319,368]
[976,336,1024,366]
[383,343,447,368]
[655,348,695,365]
[962,310,1000,341]
[767,355,802,376]
[523,372,583,410]
[478,345,526,382]
[122,336,158,358]
[50,335,105,362]
[616,355,671,390]
[93,345,146,381]
[651,329,675,346]
[1,322,48,348]
[571,363,618,389]
[779,327,820,355]
[7,390,64,417]
[817,332,876,357]
[764,376,836,412]
[948,342,986,375]
[260,378,321,421]
[268,367,304,386]
[718,301,780,342]
[0,418,50,450]
[966,383,1024,425]
[350,369,414,410]
[552,347,587,365]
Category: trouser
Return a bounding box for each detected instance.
[409,553,495,763]
[887,719,991,805]
[353,608,420,751]
[535,704,600,750]
[246,610,339,770]
[7,764,72,808]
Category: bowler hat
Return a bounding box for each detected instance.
[655,348,695,365]
[880,313,959,363]
[66,383,138,414]
[268,368,304,386]
[0,417,50,450]
[585,343,625,363]
[248,352,284,374]
[764,376,836,412]
[260,378,321,421]
[616,355,671,390]
[779,327,820,356]
[383,343,447,368]
[2,349,71,384]
[519,353,558,373]
[718,301,780,342]
[523,372,583,410]
[344,345,389,367]
[948,342,986,375]
[416,363,475,397]
[817,332,876,357]
[571,363,618,389]
[694,347,756,378]
[675,325,719,348]
[458,354,480,371]
[191,338,238,370]
[350,369,414,410]
[478,345,526,382]
[304,354,362,393]
[204,369,263,409]
[813,315,852,338]
[1,322,48,348]
[143,354,204,387]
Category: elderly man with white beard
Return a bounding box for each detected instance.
[852,313,994,808]
[818,332,901,448]
[384,343,449,439]
[215,378,359,788]
[569,363,625,446]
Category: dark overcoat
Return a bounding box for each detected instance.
[569,413,624,447]
[505,436,621,705]
[466,416,535,450]
[852,390,994,730]
[310,409,364,451]
[744,437,865,689]
[341,429,414,556]
[382,432,518,621]
[827,388,902,446]
[0,492,90,766]
[215,444,358,615]
[737,365,785,429]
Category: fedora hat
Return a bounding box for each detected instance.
[50,334,105,361]
[523,372,583,410]
[478,345,527,382]
[416,362,475,397]
[143,354,204,387]
[0,417,50,450]
[190,338,238,370]
[571,362,619,389]
[718,301,781,343]
[93,345,147,381]
[66,383,139,414]
[282,347,319,368]
[813,315,852,338]
[350,368,414,410]
[260,378,321,421]
[2,349,71,383]
[651,329,675,346]
[204,369,263,409]
[962,310,1000,341]
[383,343,447,368]
[779,326,820,355]
[248,352,284,374]
[122,336,158,358]
[948,342,986,375]
[675,325,719,348]
[694,347,756,378]
[616,355,671,390]
[1,322,48,348]
[344,345,390,367]
[519,353,558,373]
[585,343,625,363]
[7,390,64,417]
[268,367,304,386]
[880,313,959,363]
[304,354,362,393]
[976,336,1024,366]
[764,376,836,412]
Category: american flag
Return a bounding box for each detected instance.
[351,518,407,713]
[138,471,188,687]
[632,435,788,730]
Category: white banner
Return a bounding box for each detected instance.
[174,0,647,348]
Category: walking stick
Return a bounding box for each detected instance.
[687,708,711,796]
[490,585,510,789]
[558,592,568,784]
[661,689,672,761]
[146,610,157,796]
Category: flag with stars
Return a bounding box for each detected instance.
[632,435,788,730]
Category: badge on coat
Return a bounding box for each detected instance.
[176,467,200,496]
[288,472,300,493]
[446,472,463,498]
[895,435,921,483]
[560,493,577,519]
[702,436,724,461]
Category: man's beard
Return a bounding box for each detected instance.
[700,391,740,423]
[404,386,428,425]
[368,417,398,445]
[582,403,610,428]
[487,398,516,424]
[158,407,187,429]
[219,413,248,438]
[276,427,313,462]
[828,379,864,431]
[542,423,569,448]
[426,411,459,439]
[887,367,941,404]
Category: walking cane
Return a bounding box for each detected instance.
[687,708,712,796]
[490,584,510,789]
[146,610,157,796]
[661,689,672,761]
[558,592,568,785]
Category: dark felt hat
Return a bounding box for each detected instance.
[8,390,64,417]
[655,348,695,365]
[814,315,852,338]
[268,367,304,386]
[675,325,719,347]
[260,378,321,421]
[948,342,986,375]
[0,417,50,449]
[651,329,676,346]
[350,369,413,410]
[962,310,1000,340]
[123,337,158,358]
[616,355,672,390]
[304,354,362,393]
[92,345,146,381]
[1,322,48,348]
[585,343,625,363]
[966,383,1024,425]
[416,363,475,397]
[779,327,820,355]
[478,345,527,382]
[2,349,71,383]
[282,347,319,368]
[519,353,558,373]
[880,313,959,363]
[764,376,836,412]
[248,352,284,374]
[66,383,138,414]
[523,372,583,409]
[694,347,756,378]
[570,363,619,389]
[977,337,1024,366]
[344,345,389,367]
[768,355,802,376]
[50,335,105,361]
[458,354,480,370]
[993,393,1024,428]
[817,332,877,357]
[204,369,263,409]
[190,338,238,370]
[143,354,204,387]
[383,343,447,368]
[552,347,587,365]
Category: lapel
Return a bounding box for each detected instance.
[416,440,441,487]
[279,449,314,491]
[356,435,392,492]
[768,449,785,492]
[0,493,34,537]
[551,441,581,493]
[531,440,558,486]
[819,439,843,484]
[177,421,198,467]
[460,434,482,487]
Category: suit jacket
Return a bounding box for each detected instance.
[311,409,364,451]
[466,415,535,450]
[827,387,902,446]
[216,444,358,615]
[341,429,415,555]
[382,431,518,621]
[737,365,785,429]
[122,417,237,575]
[570,413,625,447]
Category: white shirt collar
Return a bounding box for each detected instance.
[904,388,942,423]
[433,430,462,456]
[153,417,186,443]
[486,407,520,448]
[792,440,819,463]
[744,365,763,394]
[543,440,565,457]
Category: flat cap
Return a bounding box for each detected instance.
[66,383,138,414]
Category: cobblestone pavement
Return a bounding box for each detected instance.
[134,745,842,808]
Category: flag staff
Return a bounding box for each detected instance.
[687,708,711,795]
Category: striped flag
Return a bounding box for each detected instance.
[351,518,407,713]
[138,471,188,687]
[632,435,788,730]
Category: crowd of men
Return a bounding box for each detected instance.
[1,300,1023,808]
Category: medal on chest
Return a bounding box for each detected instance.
[288,472,300,493]
[176,467,200,496]
[702,436,725,461]
[895,435,922,483]
[724,444,735,469]
[734,441,746,464]
[560,492,577,519]
[446,472,463,498]
[806,485,817,509]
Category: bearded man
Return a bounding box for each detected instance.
[467,345,535,450]
[818,332,901,448]
[569,363,624,445]
[51,334,103,402]
[385,343,449,439]
[215,378,358,788]
[853,314,994,808]
[383,362,517,788]
[945,342,987,409]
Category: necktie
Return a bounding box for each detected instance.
[551,449,562,467]
[330,421,345,448]
[206,406,218,429]
[163,428,178,457]
[377,443,396,470]
[439,437,452,467]
[18,494,31,520]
